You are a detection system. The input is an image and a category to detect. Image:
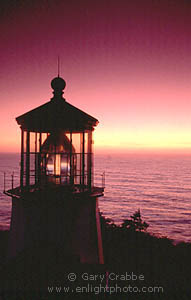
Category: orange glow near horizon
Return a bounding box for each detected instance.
[2,127,191,155]
[1,85,191,154]
[94,127,191,150]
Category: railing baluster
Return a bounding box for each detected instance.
[11,172,14,190]
[102,171,105,188]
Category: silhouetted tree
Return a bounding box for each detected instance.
[121,209,149,232]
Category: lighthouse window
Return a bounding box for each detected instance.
[46,156,54,174]
[61,154,70,176]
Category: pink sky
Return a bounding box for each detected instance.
[0,0,191,153]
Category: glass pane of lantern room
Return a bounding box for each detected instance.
[36,133,40,153]
[23,131,27,153]
[85,132,88,154]
[30,154,35,185]
[84,132,88,186]
[71,133,81,154]
[29,132,36,153]
[87,131,93,187]
[70,133,80,184]
[79,132,85,186]
[41,133,48,147]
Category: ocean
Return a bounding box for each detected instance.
[0,152,191,243]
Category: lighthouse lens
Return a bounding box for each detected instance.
[61,154,70,175]
[46,156,54,174]
[41,132,76,184]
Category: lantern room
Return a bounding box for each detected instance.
[16,76,99,192]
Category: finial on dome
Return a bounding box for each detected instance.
[51,76,66,100]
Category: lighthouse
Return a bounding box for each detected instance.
[5,76,104,264]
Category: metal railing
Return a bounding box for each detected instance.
[101,171,105,188]
[3,170,105,196]
[94,171,105,189]
[3,172,15,193]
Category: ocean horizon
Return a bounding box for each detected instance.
[0,152,191,244]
